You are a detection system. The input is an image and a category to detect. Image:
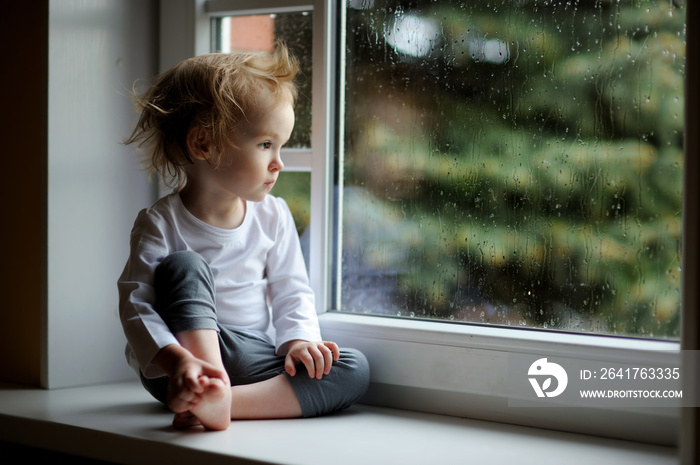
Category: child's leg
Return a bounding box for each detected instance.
[153,251,369,426]
[230,375,302,419]
[153,251,231,430]
[171,374,302,427]
[153,252,305,425]
[172,328,231,430]
[229,349,370,419]
[217,328,370,418]
[284,348,370,417]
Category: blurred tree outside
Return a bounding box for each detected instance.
[341,0,685,338]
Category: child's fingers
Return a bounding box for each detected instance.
[169,396,189,413]
[303,351,318,379]
[200,363,229,383]
[286,341,342,379]
[168,385,201,413]
[294,348,320,379]
[324,341,340,362]
[320,344,334,375]
[309,345,330,379]
[284,353,297,377]
[185,373,204,393]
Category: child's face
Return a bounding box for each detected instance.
[212,101,295,202]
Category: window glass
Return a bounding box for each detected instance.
[212,11,313,148]
[340,0,685,339]
[274,171,311,236]
[275,171,313,272]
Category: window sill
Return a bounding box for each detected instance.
[0,381,676,464]
[319,312,680,445]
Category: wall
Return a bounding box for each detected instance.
[0,0,158,388]
[44,0,158,388]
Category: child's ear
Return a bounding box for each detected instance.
[186,125,212,161]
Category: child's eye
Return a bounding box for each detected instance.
[258,142,272,150]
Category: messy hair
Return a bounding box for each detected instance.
[124,44,299,188]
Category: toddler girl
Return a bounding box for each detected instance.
[118,45,369,430]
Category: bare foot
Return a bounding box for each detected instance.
[188,376,231,431]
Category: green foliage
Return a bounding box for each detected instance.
[273,172,311,236]
[343,0,684,338]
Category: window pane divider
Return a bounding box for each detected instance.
[280,148,312,172]
[308,0,336,315]
[205,0,313,16]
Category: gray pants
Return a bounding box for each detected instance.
[140,251,370,417]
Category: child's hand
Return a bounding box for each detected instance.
[168,356,229,413]
[153,344,230,414]
[284,340,340,379]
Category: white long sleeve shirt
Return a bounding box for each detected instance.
[117,192,321,378]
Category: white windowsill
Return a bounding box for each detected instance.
[319,312,681,445]
[0,380,676,464]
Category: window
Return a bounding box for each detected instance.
[172,0,693,445]
[340,1,685,340]
[329,2,685,443]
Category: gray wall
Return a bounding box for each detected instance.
[45,0,158,388]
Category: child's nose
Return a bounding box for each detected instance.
[270,154,284,172]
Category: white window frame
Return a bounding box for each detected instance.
[161,0,697,448]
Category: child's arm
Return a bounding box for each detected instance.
[265,198,325,352]
[284,340,340,380]
[118,206,182,378]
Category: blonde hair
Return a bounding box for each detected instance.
[125,45,299,188]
